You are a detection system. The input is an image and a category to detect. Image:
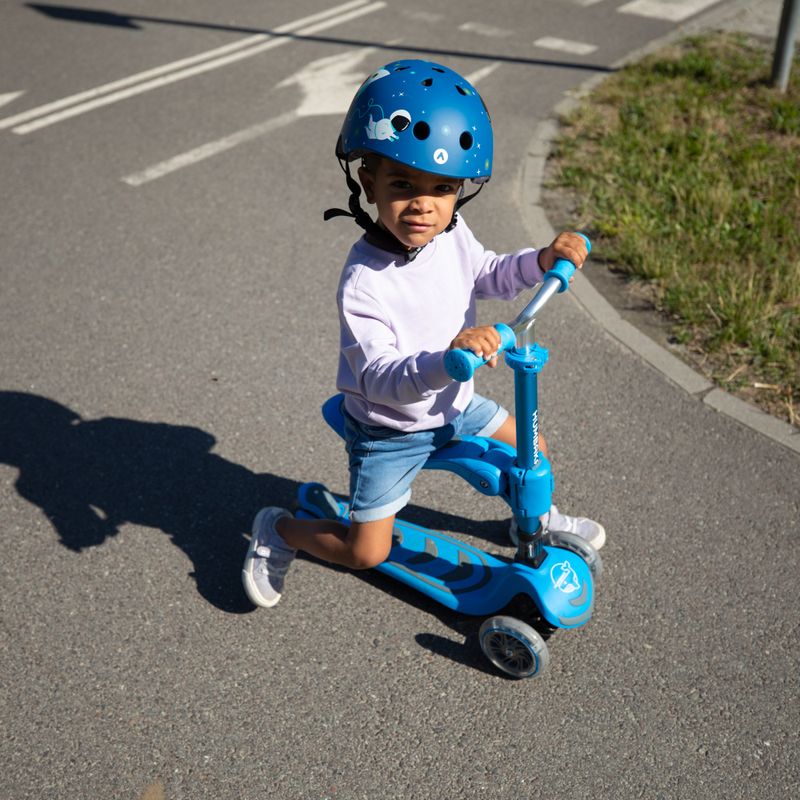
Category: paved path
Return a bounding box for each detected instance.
[1,2,797,798]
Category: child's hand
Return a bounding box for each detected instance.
[450,326,502,368]
[537,231,589,281]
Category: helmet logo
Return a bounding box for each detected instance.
[433,148,449,165]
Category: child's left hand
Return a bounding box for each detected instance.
[537,232,589,280]
[450,326,503,368]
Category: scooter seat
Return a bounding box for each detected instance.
[321,394,514,497]
[321,394,347,438]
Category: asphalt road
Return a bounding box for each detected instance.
[1,1,798,798]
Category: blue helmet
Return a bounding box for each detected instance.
[336,59,493,183]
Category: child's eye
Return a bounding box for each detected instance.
[437,184,455,193]
[391,180,413,190]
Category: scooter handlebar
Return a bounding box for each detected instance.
[542,233,591,292]
[445,233,591,383]
[444,323,517,383]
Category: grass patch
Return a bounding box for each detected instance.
[550,33,799,426]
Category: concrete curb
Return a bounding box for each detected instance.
[520,5,800,456]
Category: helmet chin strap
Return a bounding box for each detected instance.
[324,159,485,262]
[323,158,380,231]
[453,182,484,216]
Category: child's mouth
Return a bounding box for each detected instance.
[403,221,431,233]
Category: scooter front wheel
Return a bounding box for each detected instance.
[509,519,603,578]
[479,616,550,679]
[546,530,603,579]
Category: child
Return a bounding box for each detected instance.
[243,60,604,608]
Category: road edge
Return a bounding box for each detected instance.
[520,8,800,456]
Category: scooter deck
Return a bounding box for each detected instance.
[296,482,593,627]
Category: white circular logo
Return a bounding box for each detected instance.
[433,148,449,165]
[550,560,580,594]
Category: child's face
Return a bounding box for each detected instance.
[358,158,463,250]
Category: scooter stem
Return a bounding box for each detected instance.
[510,346,546,470]
[441,233,592,567]
[505,339,552,566]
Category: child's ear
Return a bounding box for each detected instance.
[357,165,376,204]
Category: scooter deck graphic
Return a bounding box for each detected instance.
[296,482,593,626]
[380,519,505,613]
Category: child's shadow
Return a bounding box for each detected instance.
[0,391,302,613]
[0,391,510,621]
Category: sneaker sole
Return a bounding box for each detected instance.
[588,524,606,550]
[241,508,282,608]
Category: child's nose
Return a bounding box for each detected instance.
[409,193,433,212]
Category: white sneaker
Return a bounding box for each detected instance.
[242,507,295,607]
[544,505,606,550]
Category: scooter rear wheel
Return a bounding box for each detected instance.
[479,616,549,679]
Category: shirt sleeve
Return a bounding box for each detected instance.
[459,220,545,299]
[339,285,452,406]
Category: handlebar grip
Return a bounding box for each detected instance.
[542,233,592,292]
[444,323,517,383]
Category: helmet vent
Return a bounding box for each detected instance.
[459,131,474,150]
[413,121,431,140]
[432,67,445,73]
[394,65,410,71]
[421,78,433,87]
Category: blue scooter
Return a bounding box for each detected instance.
[296,236,600,678]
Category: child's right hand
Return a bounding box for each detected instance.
[449,326,503,368]
[537,231,589,279]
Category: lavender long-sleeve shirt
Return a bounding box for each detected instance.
[336,217,545,431]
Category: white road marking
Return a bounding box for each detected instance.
[123,54,503,187]
[458,22,512,38]
[2,0,383,134]
[464,62,502,86]
[534,36,598,56]
[276,47,377,117]
[1,0,369,131]
[0,37,270,131]
[123,46,378,186]
[0,91,24,110]
[122,110,299,186]
[617,0,721,22]
[401,10,443,24]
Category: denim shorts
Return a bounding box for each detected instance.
[343,393,508,523]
